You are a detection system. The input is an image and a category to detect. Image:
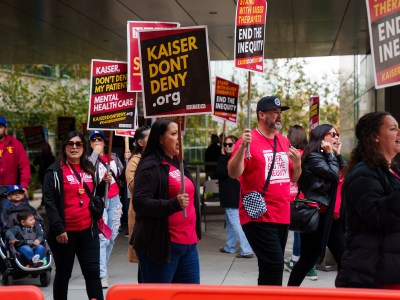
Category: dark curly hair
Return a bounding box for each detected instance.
[344,111,391,176]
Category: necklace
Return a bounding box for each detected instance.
[257,127,276,151]
[66,162,85,207]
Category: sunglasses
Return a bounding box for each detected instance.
[65,141,84,149]
[324,132,340,138]
[223,143,234,148]
[90,137,104,142]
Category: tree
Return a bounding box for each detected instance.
[262,58,339,134]
[0,65,90,140]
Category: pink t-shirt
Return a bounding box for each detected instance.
[163,161,198,245]
[231,130,293,225]
[62,163,93,231]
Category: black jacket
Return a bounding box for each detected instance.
[299,151,341,263]
[43,161,105,239]
[299,152,340,206]
[336,162,400,287]
[131,154,201,264]
[216,154,240,208]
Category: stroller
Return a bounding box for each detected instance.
[0,186,53,286]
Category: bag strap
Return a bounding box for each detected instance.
[261,136,277,197]
[69,163,94,198]
[98,156,118,181]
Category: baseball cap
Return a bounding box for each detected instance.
[7,185,24,195]
[256,96,290,113]
[89,130,105,140]
[0,116,7,127]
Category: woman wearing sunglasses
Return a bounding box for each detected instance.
[43,131,109,300]
[217,135,253,258]
[288,124,345,286]
[87,130,128,289]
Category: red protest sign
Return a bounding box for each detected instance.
[138,26,212,118]
[212,77,239,126]
[234,0,267,73]
[115,130,136,137]
[309,96,320,131]
[366,0,400,88]
[88,60,136,130]
[127,21,180,92]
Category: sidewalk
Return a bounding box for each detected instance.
[22,196,336,299]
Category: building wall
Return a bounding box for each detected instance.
[339,53,400,161]
[339,54,377,157]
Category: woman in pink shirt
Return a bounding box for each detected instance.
[131,119,201,283]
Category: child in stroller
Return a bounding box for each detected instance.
[6,210,46,267]
[0,185,52,286]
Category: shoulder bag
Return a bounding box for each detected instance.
[242,136,277,219]
[69,164,105,221]
[289,190,320,233]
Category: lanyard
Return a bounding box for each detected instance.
[66,162,85,206]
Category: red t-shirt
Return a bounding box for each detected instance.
[163,161,198,245]
[97,154,119,198]
[231,130,293,225]
[62,163,93,231]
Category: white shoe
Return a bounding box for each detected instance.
[31,254,40,264]
[101,276,109,289]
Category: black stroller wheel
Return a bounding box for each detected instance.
[2,270,12,286]
[40,270,51,287]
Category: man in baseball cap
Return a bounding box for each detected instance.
[0,116,31,196]
[256,96,290,114]
[0,116,7,127]
[227,96,301,286]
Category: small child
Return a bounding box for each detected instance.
[1,185,42,230]
[6,209,46,267]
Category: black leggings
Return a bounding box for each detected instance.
[48,228,103,300]
[288,217,344,286]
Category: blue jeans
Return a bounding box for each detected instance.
[99,194,122,277]
[18,244,45,262]
[293,231,301,257]
[223,208,253,255]
[136,242,200,283]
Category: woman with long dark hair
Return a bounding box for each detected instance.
[288,124,345,286]
[44,131,109,300]
[336,112,400,289]
[131,119,201,283]
[284,125,318,280]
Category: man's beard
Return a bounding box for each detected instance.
[267,119,282,132]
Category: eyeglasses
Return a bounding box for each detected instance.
[90,137,104,142]
[324,132,340,138]
[65,141,84,149]
[223,143,234,148]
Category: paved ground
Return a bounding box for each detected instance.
[3,197,338,299]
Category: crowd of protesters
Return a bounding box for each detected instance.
[1,102,400,298]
